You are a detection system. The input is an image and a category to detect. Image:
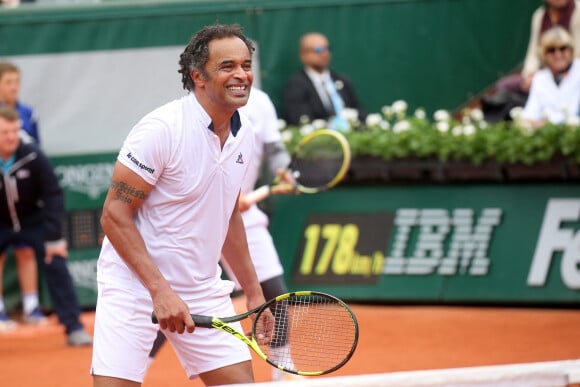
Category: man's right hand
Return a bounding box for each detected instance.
[152,287,195,334]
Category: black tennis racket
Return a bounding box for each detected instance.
[152,291,359,376]
[244,129,352,205]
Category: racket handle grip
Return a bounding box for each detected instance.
[151,312,214,328]
[244,185,271,205]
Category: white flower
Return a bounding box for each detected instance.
[312,119,327,129]
[566,115,580,126]
[414,108,426,120]
[381,105,393,118]
[519,122,535,135]
[463,124,476,136]
[511,116,533,133]
[391,100,408,114]
[393,120,411,133]
[281,130,294,143]
[462,116,471,125]
[434,109,450,122]
[277,119,287,131]
[379,120,391,130]
[470,108,484,122]
[365,113,383,127]
[299,115,310,125]
[341,108,359,122]
[436,121,450,133]
[299,124,315,136]
[509,106,523,120]
[451,125,463,136]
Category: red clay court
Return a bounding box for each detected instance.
[1,296,580,386]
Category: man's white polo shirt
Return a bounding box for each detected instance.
[97,93,254,302]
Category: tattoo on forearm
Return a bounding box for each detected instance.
[110,181,147,204]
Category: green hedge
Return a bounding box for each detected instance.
[281,106,580,166]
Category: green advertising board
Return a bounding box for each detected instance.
[5,156,578,311]
[52,153,117,308]
[269,184,580,305]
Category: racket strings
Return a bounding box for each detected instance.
[293,134,347,190]
[262,295,357,373]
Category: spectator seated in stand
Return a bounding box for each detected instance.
[283,32,366,130]
[521,26,580,127]
[483,0,580,122]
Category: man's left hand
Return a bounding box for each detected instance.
[45,239,68,263]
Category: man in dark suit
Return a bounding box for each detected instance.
[283,32,366,126]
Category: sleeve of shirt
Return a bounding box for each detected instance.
[522,7,544,78]
[522,76,543,121]
[117,115,171,186]
[259,95,282,144]
[255,91,291,174]
[573,4,580,63]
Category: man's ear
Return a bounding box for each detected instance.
[191,69,205,88]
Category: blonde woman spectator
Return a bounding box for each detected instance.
[496,0,580,97]
[520,0,580,93]
[522,26,580,127]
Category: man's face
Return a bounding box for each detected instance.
[544,43,573,73]
[300,34,331,73]
[0,71,20,106]
[0,116,20,158]
[193,37,253,111]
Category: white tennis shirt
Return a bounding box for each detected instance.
[97,93,255,301]
[238,88,283,229]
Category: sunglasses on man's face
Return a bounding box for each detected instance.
[309,45,331,54]
[546,45,570,54]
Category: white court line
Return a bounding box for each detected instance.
[221,359,580,387]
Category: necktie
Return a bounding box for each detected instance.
[323,77,349,131]
[324,77,344,116]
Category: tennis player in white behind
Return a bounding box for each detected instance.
[227,87,300,381]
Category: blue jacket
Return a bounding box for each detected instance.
[16,102,40,144]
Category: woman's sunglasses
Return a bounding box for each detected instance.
[546,45,570,54]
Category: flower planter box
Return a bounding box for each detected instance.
[282,114,580,184]
[503,159,567,181]
[443,160,503,182]
[344,157,577,184]
[386,158,444,182]
[566,162,580,180]
[347,156,388,183]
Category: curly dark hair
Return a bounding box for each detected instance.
[178,23,255,92]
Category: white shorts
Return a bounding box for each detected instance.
[91,280,251,383]
[222,224,284,290]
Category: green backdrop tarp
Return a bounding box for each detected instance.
[4,0,567,310]
[0,0,541,117]
[4,157,579,311]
